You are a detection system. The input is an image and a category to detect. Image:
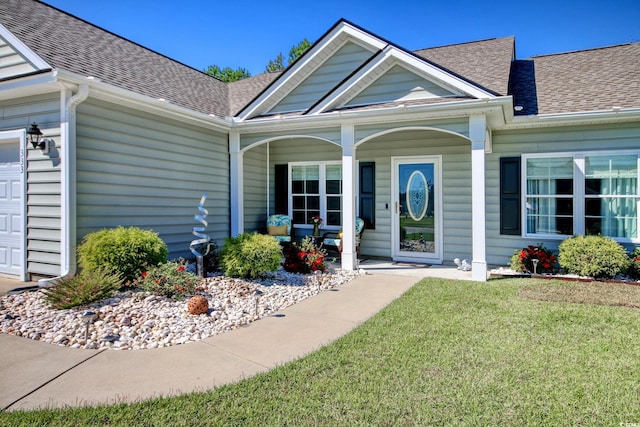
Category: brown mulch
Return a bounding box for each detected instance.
[518,280,640,310]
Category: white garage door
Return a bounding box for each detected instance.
[0,140,23,276]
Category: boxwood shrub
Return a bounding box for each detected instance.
[558,235,630,278]
[77,226,168,283]
[220,233,282,278]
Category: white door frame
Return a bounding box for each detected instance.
[391,155,443,264]
[0,129,27,280]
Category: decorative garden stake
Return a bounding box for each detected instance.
[190,192,211,278]
[83,311,96,341]
[532,258,539,275]
[253,290,263,317]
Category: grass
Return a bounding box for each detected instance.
[2,278,640,426]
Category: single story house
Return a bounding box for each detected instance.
[0,0,638,282]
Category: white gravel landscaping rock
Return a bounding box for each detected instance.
[0,269,362,350]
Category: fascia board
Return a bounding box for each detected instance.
[0,23,51,70]
[308,46,495,115]
[57,70,232,132]
[236,21,387,121]
[503,108,640,130]
[0,70,59,101]
[236,98,509,134]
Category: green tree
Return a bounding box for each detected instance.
[288,38,311,65]
[264,38,311,73]
[204,38,312,81]
[204,64,251,82]
[265,52,284,73]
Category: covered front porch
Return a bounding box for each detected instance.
[230,114,492,281]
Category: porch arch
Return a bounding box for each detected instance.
[356,125,470,147]
[240,134,340,154]
[234,134,342,237]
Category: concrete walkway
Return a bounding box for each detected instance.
[0,261,471,411]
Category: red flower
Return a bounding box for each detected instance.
[177,265,185,272]
[141,271,147,277]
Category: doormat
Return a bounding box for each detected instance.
[392,262,431,268]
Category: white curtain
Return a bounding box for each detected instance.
[588,155,638,238]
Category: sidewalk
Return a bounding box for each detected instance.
[0,272,419,411]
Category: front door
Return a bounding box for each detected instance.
[392,156,442,263]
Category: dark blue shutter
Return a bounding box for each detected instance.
[359,162,375,229]
[274,164,288,215]
[500,157,521,235]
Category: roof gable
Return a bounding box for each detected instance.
[0,23,50,80]
[347,64,456,105]
[308,44,494,114]
[237,20,386,120]
[269,41,374,113]
[238,20,498,120]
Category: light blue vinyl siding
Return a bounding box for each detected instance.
[243,144,267,233]
[356,128,471,260]
[76,99,230,259]
[0,37,38,79]
[347,65,455,107]
[487,122,640,266]
[269,42,373,114]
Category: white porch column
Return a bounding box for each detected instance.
[341,124,357,270]
[469,114,488,281]
[229,131,244,236]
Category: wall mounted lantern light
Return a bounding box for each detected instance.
[26,122,51,153]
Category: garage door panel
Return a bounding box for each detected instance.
[0,158,22,275]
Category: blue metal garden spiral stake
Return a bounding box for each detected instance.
[190,192,211,277]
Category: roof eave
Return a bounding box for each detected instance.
[57,70,233,132]
[503,107,640,129]
[234,97,512,133]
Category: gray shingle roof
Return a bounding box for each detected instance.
[1,2,637,119]
[0,0,230,117]
[414,37,515,96]
[228,72,281,116]
[511,43,640,115]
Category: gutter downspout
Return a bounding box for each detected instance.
[39,84,89,287]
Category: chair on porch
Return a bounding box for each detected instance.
[266,214,293,243]
[321,217,365,257]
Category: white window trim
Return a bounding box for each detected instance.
[522,149,640,243]
[288,161,342,230]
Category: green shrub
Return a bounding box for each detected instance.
[282,236,331,274]
[220,233,282,278]
[627,248,640,279]
[510,243,557,274]
[42,269,122,310]
[558,235,630,278]
[133,260,200,300]
[77,226,168,283]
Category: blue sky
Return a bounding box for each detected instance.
[44,0,639,76]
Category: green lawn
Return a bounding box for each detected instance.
[2,278,640,426]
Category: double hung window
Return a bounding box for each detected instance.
[523,151,639,241]
[290,162,342,228]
